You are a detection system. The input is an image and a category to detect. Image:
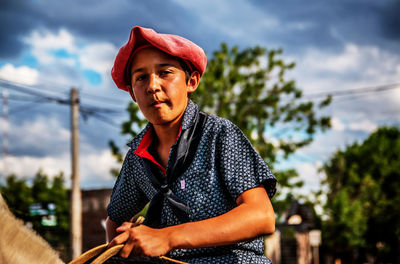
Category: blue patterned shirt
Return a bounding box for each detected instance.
[107,100,277,263]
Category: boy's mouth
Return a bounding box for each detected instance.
[150,100,167,107]
[150,94,169,107]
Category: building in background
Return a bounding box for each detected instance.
[81,189,112,251]
[265,201,321,264]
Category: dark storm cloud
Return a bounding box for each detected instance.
[250,0,400,53]
[380,0,400,40]
[1,0,212,54]
[2,0,399,60]
[0,0,240,60]
[0,1,40,58]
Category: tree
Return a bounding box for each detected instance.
[109,43,331,217]
[0,174,33,220]
[0,170,70,258]
[322,126,400,262]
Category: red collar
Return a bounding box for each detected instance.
[134,125,182,176]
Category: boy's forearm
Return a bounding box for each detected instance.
[167,202,274,250]
[166,186,275,250]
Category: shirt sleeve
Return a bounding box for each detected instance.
[107,149,149,225]
[216,120,277,202]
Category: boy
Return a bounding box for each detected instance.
[106,26,277,263]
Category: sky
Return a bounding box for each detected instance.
[0,0,399,194]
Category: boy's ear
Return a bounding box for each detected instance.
[128,86,137,102]
[187,71,201,94]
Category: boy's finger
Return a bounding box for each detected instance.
[116,222,133,232]
[107,231,129,249]
[119,235,142,258]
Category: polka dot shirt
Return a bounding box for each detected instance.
[107,100,277,263]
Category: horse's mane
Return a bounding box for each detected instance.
[0,193,64,264]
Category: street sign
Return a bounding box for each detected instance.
[29,203,56,216]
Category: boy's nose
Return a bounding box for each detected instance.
[147,74,161,94]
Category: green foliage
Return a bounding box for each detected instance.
[1,174,33,220]
[0,170,70,252]
[193,43,330,166]
[109,43,331,218]
[322,126,400,261]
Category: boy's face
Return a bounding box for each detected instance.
[129,47,198,126]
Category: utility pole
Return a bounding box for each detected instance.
[70,88,82,259]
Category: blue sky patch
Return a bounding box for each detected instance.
[83,69,102,85]
[52,49,74,58]
[21,54,39,68]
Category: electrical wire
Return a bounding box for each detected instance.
[302,82,400,99]
[1,80,125,117]
[0,78,70,98]
[81,110,121,129]
[79,91,127,104]
[8,100,46,115]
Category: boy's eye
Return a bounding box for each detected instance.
[160,70,172,76]
[136,74,147,82]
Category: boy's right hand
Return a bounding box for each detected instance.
[107,223,174,257]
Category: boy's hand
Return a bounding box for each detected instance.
[108,224,173,258]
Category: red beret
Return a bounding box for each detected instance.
[111,26,207,92]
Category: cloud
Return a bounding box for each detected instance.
[2,154,70,181]
[276,158,325,195]
[0,0,38,58]
[300,43,400,83]
[9,116,70,157]
[292,43,400,125]
[80,150,120,188]
[23,29,77,65]
[14,28,121,89]
[3,114,120,188]
[2,149,119,189]
[0,64,39,85]
[249,0,400,53]
[331,117,378,133]
[1,0,399,61]
[331,117,346,132]
[171,0,280,46]
[79,42,118,75]
[295,161,324,189]
[348,120,378,133]
[1,103,122,188]
[22,28,119,81]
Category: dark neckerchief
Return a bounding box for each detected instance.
[143,110,208,228]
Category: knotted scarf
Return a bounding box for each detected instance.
[143,111,208,228]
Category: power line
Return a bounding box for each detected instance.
[0,79,70,104]
[0,80,125,117]
[82,111,121,129]
[80,104,123,114]
[7,94,45,102]
[2,77,399,126]
[79,91,127,104]
[0,76,128,106]
[0,78,70,98]
[8,99,49,116]
[302,82,400,99]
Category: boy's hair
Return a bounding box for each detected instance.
[177,57,192,84]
